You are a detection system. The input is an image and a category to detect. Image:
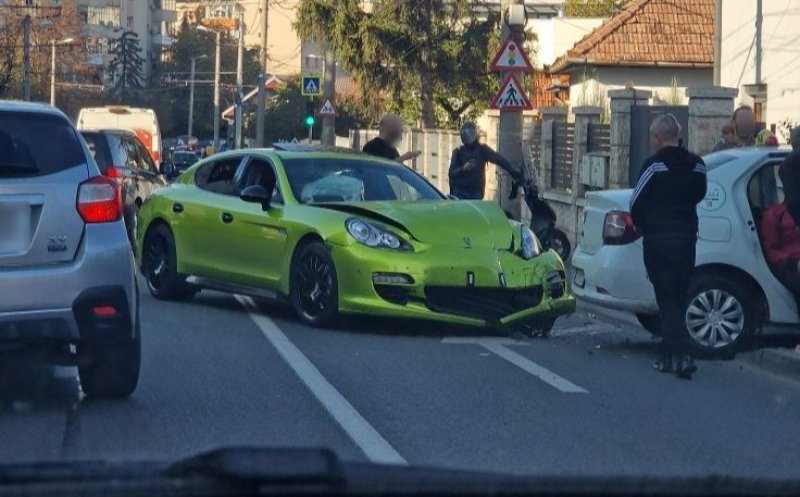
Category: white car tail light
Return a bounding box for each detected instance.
[602,210,639,245]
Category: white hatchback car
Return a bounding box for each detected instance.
[572,147,796,357]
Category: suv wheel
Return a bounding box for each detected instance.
[142,224,196,300]
[683,274,756,358]
[78,318,141,398]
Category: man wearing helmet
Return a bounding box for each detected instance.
[448,123,520,200]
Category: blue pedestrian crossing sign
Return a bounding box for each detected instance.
[301,76,322,96]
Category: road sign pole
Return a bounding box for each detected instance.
[320,46,336,147]
[497,0,525,219]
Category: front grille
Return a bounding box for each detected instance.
[425,286,543,322]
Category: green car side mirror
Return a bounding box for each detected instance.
[240,185,271,211]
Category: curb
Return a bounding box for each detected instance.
[740,348,800,382]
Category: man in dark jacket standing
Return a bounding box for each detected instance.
[448,123,520,200]
[630,114,707,379]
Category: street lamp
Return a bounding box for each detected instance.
[50,37,74,107]
[188,54,207,138]
[197,25,222,148]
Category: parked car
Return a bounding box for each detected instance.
[162,150,199,179]
[80,129,167,246]
[572,147,795,357]
[0,101,140,397]
[136,145,574,330]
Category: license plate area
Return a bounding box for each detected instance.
[573,268,585,288]
[0,203,30,254]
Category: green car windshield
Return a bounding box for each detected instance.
[282,158,444,203]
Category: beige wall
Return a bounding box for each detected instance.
[529,17,606,67]
[720,0,800,129]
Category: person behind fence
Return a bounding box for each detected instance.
[713,120,736,151]
[448,123,521,200]
[362,114,421,163]
[630,113,707,380]
[713,105,757,152]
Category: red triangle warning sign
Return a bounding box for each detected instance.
[490,74,532,111]
[489,37,533,72]
[316,98,339,117]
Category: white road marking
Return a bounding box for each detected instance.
[549,324,617,337]
[237,296,407,466]
[442,337,588,394]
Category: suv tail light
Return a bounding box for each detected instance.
[105,165,124,182]
[602,210,639,245]
[77,176,122,223]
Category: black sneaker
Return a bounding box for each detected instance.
[675,355,697,380]
[653,351,673,373]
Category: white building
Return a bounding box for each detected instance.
[720,0,800,134]
[547,0,714,109]
[79,0,176,83]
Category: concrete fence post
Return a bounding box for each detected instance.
[608,88,651,189]
[570,106,603,242]
[686,86,739,156]
[538,107,567,189]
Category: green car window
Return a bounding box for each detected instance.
[283,158,443,203]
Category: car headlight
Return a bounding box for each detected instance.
[520,225,540,260]
[346,218,412,251]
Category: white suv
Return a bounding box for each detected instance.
[572,147,795,357]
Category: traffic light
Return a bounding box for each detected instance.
[304,99,315,127]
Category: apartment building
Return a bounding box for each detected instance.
[78,0,177,82]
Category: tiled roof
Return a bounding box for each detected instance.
[548,0,714,73]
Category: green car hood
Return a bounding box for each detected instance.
[315,200,515,249]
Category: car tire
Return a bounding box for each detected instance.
[290,241,339,328]
[683,273,756,359]
[78,318,141,399]
[142,224,196,301]
[548,229,572,261]
[635,313,663,336]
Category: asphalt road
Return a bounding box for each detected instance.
[1,280,800,479]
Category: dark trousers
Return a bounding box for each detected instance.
[450,187,483,200]
[643,233,697,355]
[774,266,800,316]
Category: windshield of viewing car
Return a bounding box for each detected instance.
[282,157,444,203]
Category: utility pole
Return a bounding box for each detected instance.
[754,0,762,85]
[213,30,221,149]
[50,38,74,107]
[256,0,269,147]
[187,55,206,137]
[23,14,31,101]
[320,47,337,146]
[713,0,722,85]
[498,0,525,219]
[235,8,244,149]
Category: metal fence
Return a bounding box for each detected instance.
[551,122,574,190]
[587,122,610,153]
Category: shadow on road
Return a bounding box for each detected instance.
[0,352,79,412]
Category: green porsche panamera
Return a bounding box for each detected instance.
[135,144,574,330]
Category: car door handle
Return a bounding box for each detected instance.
[221,212,234,224]
[172,203,184,213]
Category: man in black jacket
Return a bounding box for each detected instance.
[448,123,520,200]
[630,114,707,379]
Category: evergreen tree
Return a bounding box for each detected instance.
[108,30,146,98]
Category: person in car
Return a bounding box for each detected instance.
[448,123,521,200]
[630,114,707,379]
[362,114,421,163]
[712,105,757,152]
[770,126,800,310]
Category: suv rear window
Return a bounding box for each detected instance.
[0,111,85,178]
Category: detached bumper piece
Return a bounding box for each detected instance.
[424,285,544,322]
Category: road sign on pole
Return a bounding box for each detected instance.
[490,73,532,111]
[489,36,533,72]
[316,97,339,118]
[301,75,322,96]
